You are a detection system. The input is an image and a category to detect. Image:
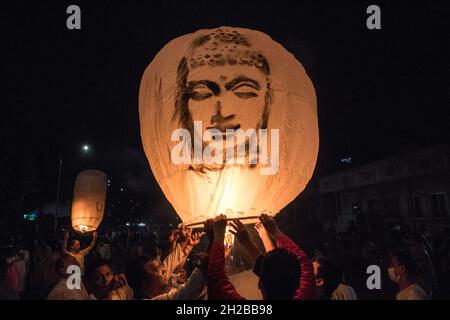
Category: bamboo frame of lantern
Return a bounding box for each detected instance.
[184,215,259,229]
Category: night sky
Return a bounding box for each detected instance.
[1,1,448,220]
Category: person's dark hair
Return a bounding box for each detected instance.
[126,255,154,299]
[313,256,342,298]
[139,237,158,259]
[392,250,418,278]
[259,249,300,300]
[85,258,113,298]
[85,258,111,282]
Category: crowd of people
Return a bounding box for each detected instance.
[301,218,450,300]
[0,214,447,300]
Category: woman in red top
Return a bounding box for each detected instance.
[206,214,319,300]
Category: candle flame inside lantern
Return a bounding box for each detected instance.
[224,225,235,247]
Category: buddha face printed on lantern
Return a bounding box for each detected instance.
[174,28,272,171]
[139,26,319,225]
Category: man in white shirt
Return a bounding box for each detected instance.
[151,265,206,300]
[396,283,429,300]
[63,231,97,275]
[85,260,133,300]
[47,255,90,300]
[388,250,430,300]
[332,283,358,300]
[151,231,206,300]
[127,227,205,300]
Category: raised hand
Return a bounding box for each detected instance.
[190,231,206,247]
[259,214,283,240]
[229,219,251,245]
[213,214,228,242]
[255,222,276,252]
[114,273,127,288]
[168,229,180,248]
[229,218,261,264]
[179,224,191,241]
[254,222,271,240]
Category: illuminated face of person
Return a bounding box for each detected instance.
[312,261,319,277]
[71,240,81,252]
[388,256,405,280]
[312,261,325,288]
[144,258,168,285]
[94,264,114,289]
[141,258,169,298]
[177,269,187,284]
[186,64,268,156]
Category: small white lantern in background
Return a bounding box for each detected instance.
[71,170,107,233]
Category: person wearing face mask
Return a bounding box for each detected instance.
[388,251,430,300]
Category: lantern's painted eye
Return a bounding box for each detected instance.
[191,85,213,101]
[232,83,259,99]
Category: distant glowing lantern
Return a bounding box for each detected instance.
[139,27,319,226]
[71,170,107,233]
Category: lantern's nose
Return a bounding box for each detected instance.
[209,101,239,133]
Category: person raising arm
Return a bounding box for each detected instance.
[229,218,262,265]
[258,214,318,300]
[206,215,246,300]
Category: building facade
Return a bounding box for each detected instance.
[317,143,450,234]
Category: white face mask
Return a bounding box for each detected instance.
[388,267,400,283]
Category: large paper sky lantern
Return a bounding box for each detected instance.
[71,170,107,233]
[139,27,318,226]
